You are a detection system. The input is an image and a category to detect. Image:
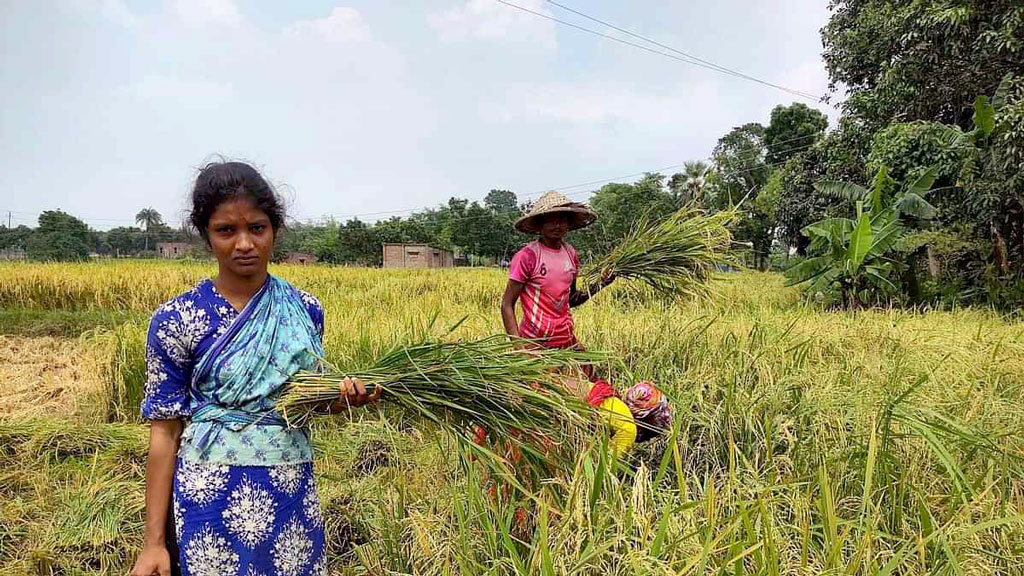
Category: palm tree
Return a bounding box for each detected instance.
[669,161,713,208]
[135,208,163,252]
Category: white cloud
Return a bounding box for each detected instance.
[117,74,236,109]
[172,0,242,28]
[63,0,139,27]
[99,0,138,27]
[283,7,371,44]
[428,0,555,47]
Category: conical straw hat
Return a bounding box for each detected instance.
[514,190,598,234]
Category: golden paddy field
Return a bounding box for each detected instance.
[1,260,1023,575]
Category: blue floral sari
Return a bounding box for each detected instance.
[182,274,323,466]
[142,275,328,576]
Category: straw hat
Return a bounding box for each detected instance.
[514,190,598,234]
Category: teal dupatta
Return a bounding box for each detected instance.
[179,275,323,466]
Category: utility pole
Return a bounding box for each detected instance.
[6,211,10,228]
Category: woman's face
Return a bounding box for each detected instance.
[206,197,274,278]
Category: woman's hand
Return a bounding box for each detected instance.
[601,272,616,286]
[130,543,170,576]
[336,376,381,408]
[135,420,180,576]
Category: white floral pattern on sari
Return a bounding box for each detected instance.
[222,476,276,548]
[273,515,314,576]
[184,525,239,576]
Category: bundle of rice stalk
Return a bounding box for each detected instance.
[580,206,739,299]
[276,335,607,481]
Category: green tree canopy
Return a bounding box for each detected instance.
[26,211,94,261]
[0,225,33,251]
[774,146,835,252]
[135,208,165,252]
[338,218,378,265]
[822,0,1024,130]
[482,189,524,262]
[590,174,673,238]
[135,208,163,230]
[483,189,519,216]
[374,216,434,246]
[764,102,828,165]
[105,226,145,257]
[709,123,767,208]
[708,124,775,268]
[867,120,973,225]
[668,161,713,209]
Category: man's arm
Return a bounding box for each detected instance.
[501,279,524,338]
[569,273,615,308]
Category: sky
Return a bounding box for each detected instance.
[0,0,840,231]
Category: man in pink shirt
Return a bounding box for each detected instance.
[491,191,672,464]
[500,191,614,352]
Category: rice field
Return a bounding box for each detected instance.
[1,260,1023,575]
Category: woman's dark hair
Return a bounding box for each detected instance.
[190,161,286,241]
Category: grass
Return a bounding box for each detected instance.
[0,261,1022,574]
[0,309,143,338]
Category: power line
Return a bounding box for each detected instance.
[545,0,823,101]
[495,0,822,102]
[1,208,143,225]
[2,119,829,232]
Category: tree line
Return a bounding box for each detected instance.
[0,209,191,261]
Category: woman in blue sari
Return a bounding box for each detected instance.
[131,162,378,576]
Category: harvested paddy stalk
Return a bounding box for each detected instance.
[581,206,738,298]
[277,335,605,478]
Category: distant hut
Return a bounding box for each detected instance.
[284,251,317,265]
[157,242,189,259]
[0,247,27,261]
[382,243,454,269]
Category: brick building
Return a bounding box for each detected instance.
[283,251,317,265]
[382,243,454,269]
[157,242,189,259]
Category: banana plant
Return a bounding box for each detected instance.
[814,165,940,221]
[785,165,937,308]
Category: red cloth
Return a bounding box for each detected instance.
[586,378,619,407]
[473,425,488,447]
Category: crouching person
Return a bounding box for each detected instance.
[566,376,673,456]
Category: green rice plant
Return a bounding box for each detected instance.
[87,321,147,424]
[278,335,608,486]
[35,468,144,575]
[0,420,147,463]
[580,206,739,299]
[0,421,147,574]
[0,308,142,338]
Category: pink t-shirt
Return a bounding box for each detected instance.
[509,240,580,348]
